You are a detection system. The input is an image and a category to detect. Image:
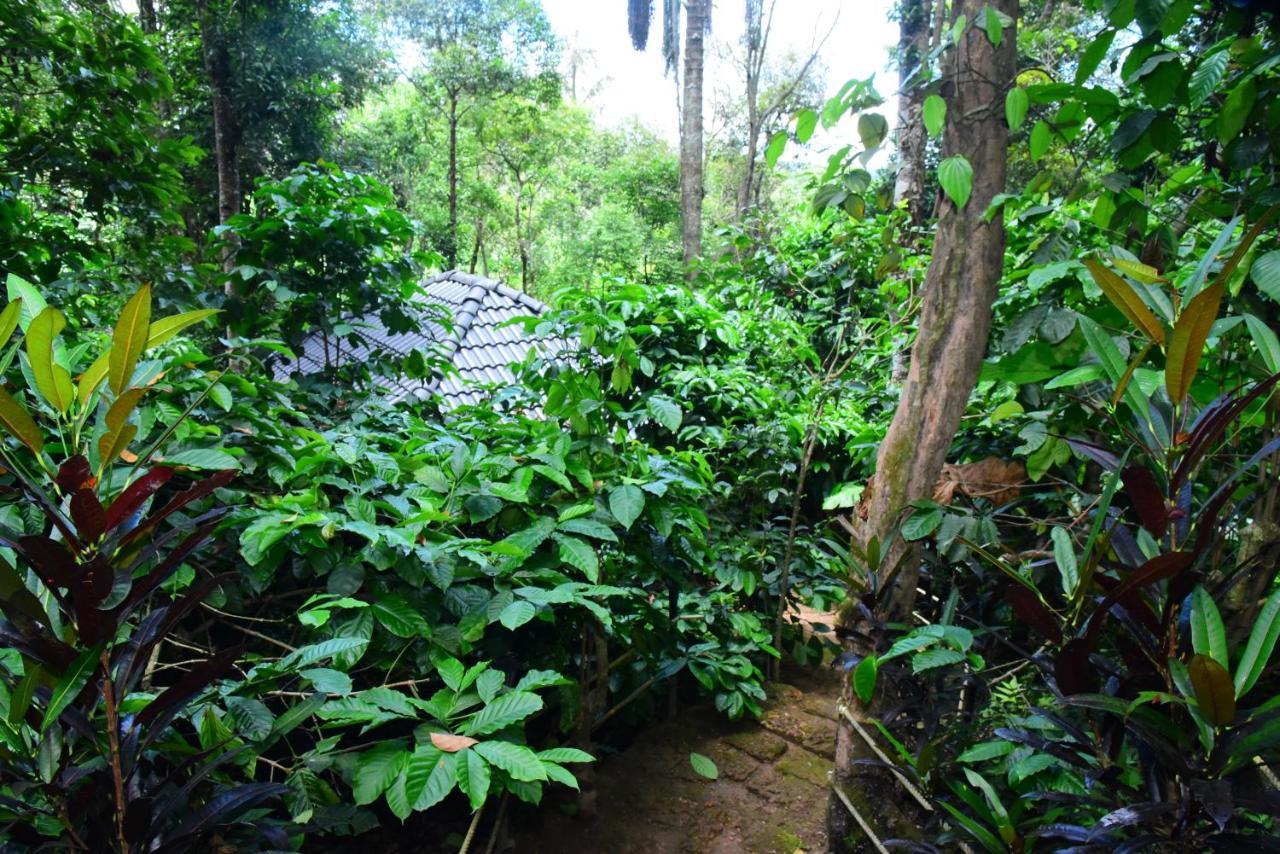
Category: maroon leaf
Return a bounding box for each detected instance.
[120,469,236,548]
[1055,639,1098,695]
[1085,552,1193,644]
[1173,371,1280,491]
[1005,585,1062,644]
[134,646,241,729]
[1121,464,1167,537]
[56,455,93,493]
[18,536,77,587]
[116,519,220,618]
[69,489,107,543]
[104,468,175,532]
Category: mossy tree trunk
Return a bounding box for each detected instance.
[829,0,1017,847]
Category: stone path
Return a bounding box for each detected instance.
[527,665,844,853]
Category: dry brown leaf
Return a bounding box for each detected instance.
[934,457,1026,507]
[430,731,478,753]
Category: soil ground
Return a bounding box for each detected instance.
[524,610,845,854]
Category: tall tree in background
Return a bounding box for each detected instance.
[892,0,932,225]
[628,0,710,269]
[829,0,1017,845]
[389,0,558,269]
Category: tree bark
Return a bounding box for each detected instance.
[679,0,709,269]
[199,2,240,279]
[893,0,932,225]
[828,1,1016,847]
[446,93,460,269]
[138,0,158,34]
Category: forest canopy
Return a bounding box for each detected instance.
[0,0,1279,851]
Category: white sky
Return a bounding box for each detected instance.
[542,0,899,161]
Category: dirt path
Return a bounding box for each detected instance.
[525,615,844,853]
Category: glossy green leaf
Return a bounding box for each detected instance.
[923,94,946,137]
[109,285,151,395]
[1251,250,1280,303]
[937,155,973,209]
[353,743,407,806]
[1190,586,1229,671]
[474,741,546,782]
[0,387,43,454]
[457,748,490,811]
[1029,120,1051,161]
[795,108,818,143]
[26,307,73,413]
[41,646,101,733]
[608,484,645,530]
[1004,87,1028,132]
[764,131,787,169]
[1244,315,1280,373]
[853,655,877,705]
[1235,587,1280,699]
[1051,526,1079,598]
[5,275,47,332]
[0,299,22,346]
[555,535,599,582]
[463,691,544,736]
[689,752,718,780]
[1189,49,1228,108]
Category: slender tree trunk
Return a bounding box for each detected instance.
[469,216,485,274]
[679,0,709,269]
[138,0,158,34]
[828,1,1016,847]
[199,3,240,281]
[893,0,932,225]
[446,94,460,269]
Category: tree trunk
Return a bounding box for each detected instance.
[199,3,240,280]
[828,1,1016,848]
[138,0,158,34]
[679,0,709,269]
[446,94,460,269]
[893,0,931,225]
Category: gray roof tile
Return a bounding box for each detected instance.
[274,270,563,406]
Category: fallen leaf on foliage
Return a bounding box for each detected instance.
[430,732,478,752]
[934,457,1025,506]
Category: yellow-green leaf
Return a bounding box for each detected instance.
[1166,280,1223,404]
[0,387,43,454]
[109,285,152,395]
[1189,654,1236,727]
[1084,258,1166,345]
[77,352,109,407]
[0,299,22,345]
[1111,257,1165,285]
[146,309,219,349]
[25,307,73,413]
[98,388,144,465]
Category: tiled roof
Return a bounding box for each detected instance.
[274,270,557,406]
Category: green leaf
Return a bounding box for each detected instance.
[410,748,457,811]
[1075,29,1116,83]
[764,131,788,169]
[372,596,431,639]
[853,655,878,705]
[537,747,594,764]
[463,691,544,736]
[493,515,556,557]
[146,309,219,348]
[457,748,490,811]
[0,299,22,346]
[353,743,407,806]
[26,307,72,413]
[109,286,151,396]
[982,5,1004,46]
[912,648,965,673]
[1191,586,1229,672]
[1189,50,1228,108]
[1217,78,1256,145]
[301,668,353,696]
[1251,250,1280,303]
[923,94,946,137]
[645,395,682,431]
[1235,587,1280,699]
[499,600,536,630]
[163,448,240,470]
[689,752,718,780]
[1004,87,1028,132]
[474,741,547,782]
[1029,120,1051,161]
[901,505,943,540]
[1244,315,1280,374]
[555,535,599,582]
[1051,526,1079,598]
[857,113,888,149]
[558,517,618,543]
[937,155,973,209]
[956,740,1015,763]
[0,387,43,454]
[42,646,101,733]
[6,275,47,331]
[608,484,645,530]
[795,108,818,143]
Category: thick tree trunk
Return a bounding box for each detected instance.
[446,95,460,269]
[893,0,931,225]
[199,4,240,279]
[679,0,709,269]
[828,1,1016,848]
